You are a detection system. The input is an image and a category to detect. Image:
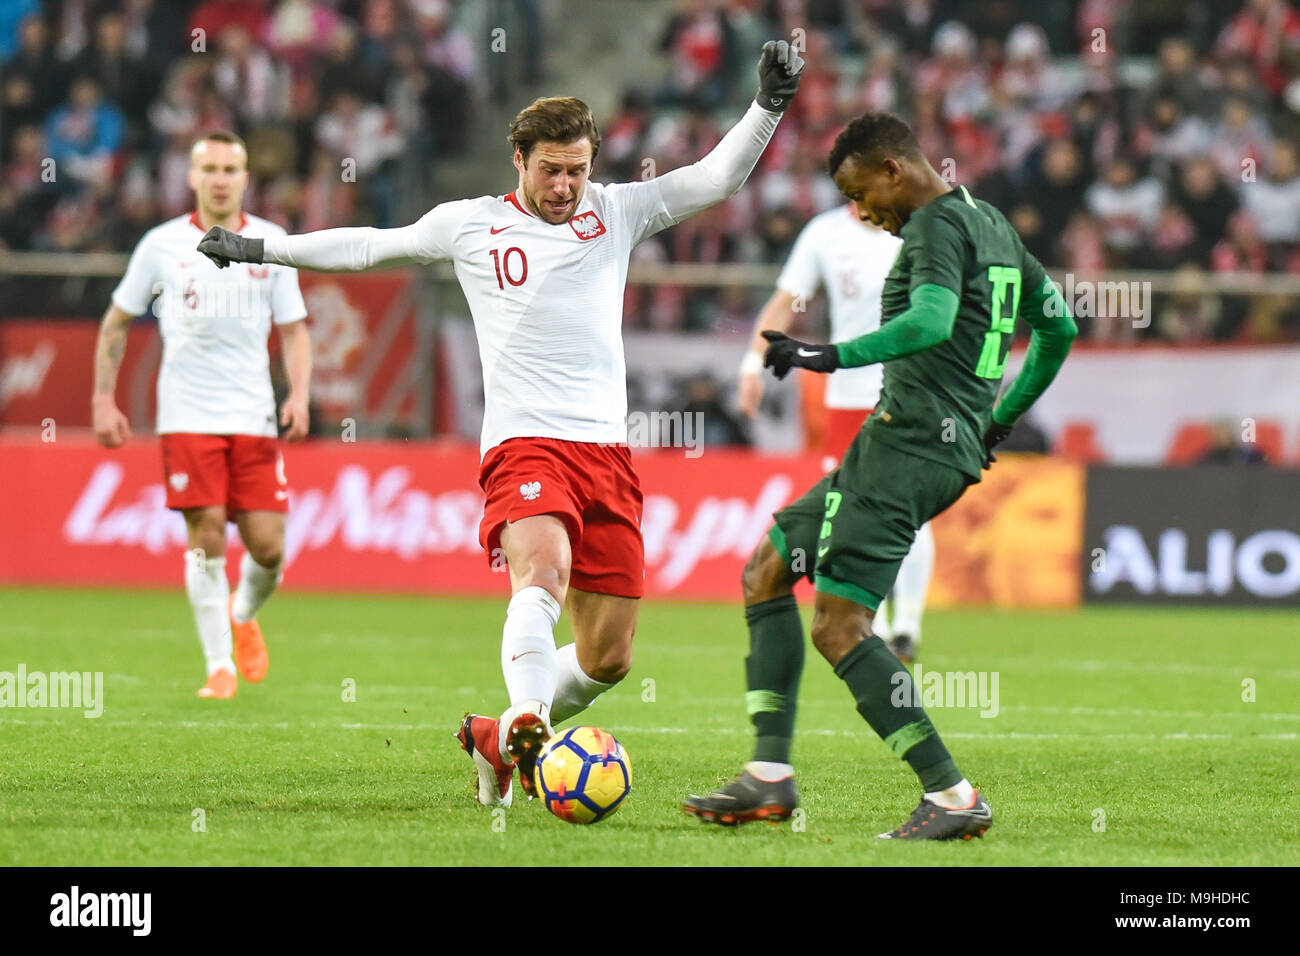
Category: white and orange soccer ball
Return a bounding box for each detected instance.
[534,727,632,824]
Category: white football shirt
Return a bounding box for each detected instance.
[405,182,681,455]
[112,212,308,437]
[776,204,903,409]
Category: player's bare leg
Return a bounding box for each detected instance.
[183,505,236,698]
[811,589,991,839]
[552,588,636,724]
[686,534,802,824]
[229,510,282,682]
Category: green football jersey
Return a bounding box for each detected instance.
[865,184,1048,479]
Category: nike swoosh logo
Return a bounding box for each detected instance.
[511,651,540,661]
[797,348,822,357]
[490,225,516,234]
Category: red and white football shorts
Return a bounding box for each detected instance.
[159,433,289,515]
[478,437,644,599]
[824,407,873,463]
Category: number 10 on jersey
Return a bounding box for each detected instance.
[490,247,528,288]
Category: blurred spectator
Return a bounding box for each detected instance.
[1197,420,1268,464]
[189,0,267,48]
[212,25,288,125]
[655,0,739,110]
[43,76,124,190]
[2,15,66,159]
[1084,157,1163,266]
[1156,265,1223,342]
[1144,36,1209,117]
[1214,0,1300,98]
[1138,95,1211,181]
[1211,210,1270,274]
[1207,97,1272,185]
[664,372,751,448]
[1239,141,1300,267]
[1169,157,1240,266]
[315,90,404,226]
[70,12,156,125]
[262,0,344,74]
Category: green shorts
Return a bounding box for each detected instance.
[769,431,971,610]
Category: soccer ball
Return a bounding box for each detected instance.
[535,726,632,824]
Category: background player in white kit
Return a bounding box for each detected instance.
[738,205,934,663]
[198,40,805,807]
[93,131,312,699]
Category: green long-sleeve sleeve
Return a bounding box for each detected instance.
[992,275,1077,426]
[834,283,960,368]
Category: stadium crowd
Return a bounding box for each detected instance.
[3,0,1300,343]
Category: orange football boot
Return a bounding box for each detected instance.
[197,668,237,699]
[229,595,268,682]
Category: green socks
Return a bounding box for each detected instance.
[744,595,805,764]
[834,636,962,792]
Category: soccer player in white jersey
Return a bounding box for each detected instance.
[198,40,805,807]
[737,205,934,662]
[93,131,312,700]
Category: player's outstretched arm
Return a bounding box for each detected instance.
[198,203,464,273]
[761,284,959,379]
[655,39,804,223]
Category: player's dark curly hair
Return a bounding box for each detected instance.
[827,112,923,176]
[509,97,601,164]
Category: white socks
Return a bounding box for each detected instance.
[232,552,282,624]
[551,641,614,724]
[746,760,794,782]
[925,778,975,810]
[185,552,233,675]
[891,521,934,640]
[500,585,561,714]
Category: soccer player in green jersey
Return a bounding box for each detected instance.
[684,112,1077,839]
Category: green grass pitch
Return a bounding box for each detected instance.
[1,587,1296,866]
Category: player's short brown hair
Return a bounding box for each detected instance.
[508,97,600,165]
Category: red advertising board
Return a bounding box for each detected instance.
[0,436,1082,605]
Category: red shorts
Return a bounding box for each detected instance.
[478,437,644,598]
[824,406,873,463]
[160,433,289,515]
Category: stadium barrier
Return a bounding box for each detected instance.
[5,435,1296,605]
[0,433,1083,605]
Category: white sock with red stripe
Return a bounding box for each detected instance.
[184,552,233,675]
[551,642,614,724]
[497,586,561,756]
[232,552,281,624]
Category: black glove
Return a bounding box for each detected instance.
[197,226,264,269]
[755,39,804,113]
[982,419,1014,469]
[761,330,839,380]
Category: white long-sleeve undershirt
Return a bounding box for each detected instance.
[261,102,783,270]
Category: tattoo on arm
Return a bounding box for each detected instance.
[94,314,130,398]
